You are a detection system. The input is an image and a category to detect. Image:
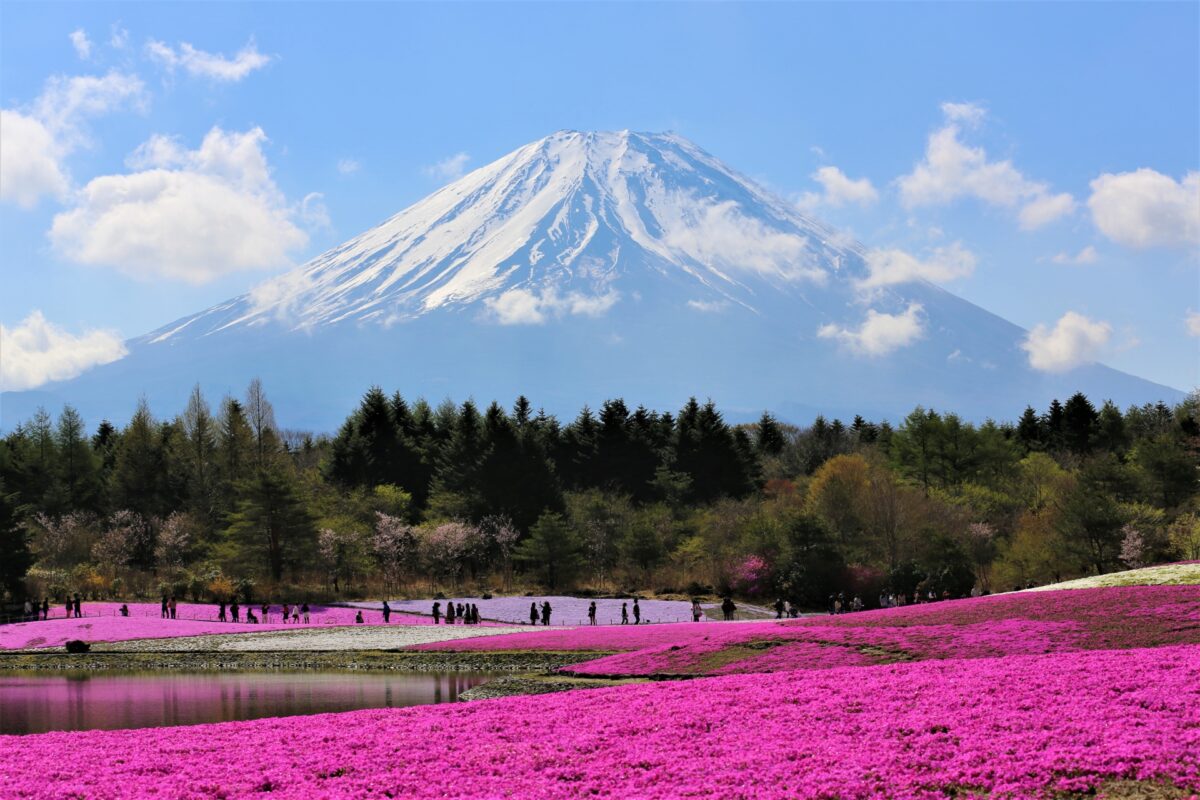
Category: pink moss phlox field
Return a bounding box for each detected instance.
[0,603,438,650]
[415,585,1200,676]
[2,645,1197,799]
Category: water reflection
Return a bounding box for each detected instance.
[0,671,492,734]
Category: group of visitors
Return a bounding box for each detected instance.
[828,594,864,614]
[160,596,179,619]
[431,601,482,625]
[19,595,82,621]
[214,600,310,624]
[772,598,801,618]
[530,601,552,626]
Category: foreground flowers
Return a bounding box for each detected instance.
[1,644,1197,799]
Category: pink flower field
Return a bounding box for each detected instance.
[1,644,1197,799]
[0,603,437,651]
[414,585,1200,676]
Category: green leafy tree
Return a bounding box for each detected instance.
[223,469,316,582]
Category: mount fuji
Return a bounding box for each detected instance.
[3,130,1183,430]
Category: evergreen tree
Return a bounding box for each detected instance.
[1044,399,1066,451]
[224,468,316,582]
[54,406,102,512]
[181,385,218,523]
[1095,400,1129,455]
[756,412,786,456]
[112,398,166,518]
[216,398,254,512]
[1016,406,1043,453]
[515,511,582,589]
[1062,392,1099,455]
[0,478,32,601]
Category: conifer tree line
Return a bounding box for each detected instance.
[1,381,1197,609]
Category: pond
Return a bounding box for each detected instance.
[0,671,494,735]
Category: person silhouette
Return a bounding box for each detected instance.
[541,601,552,626]
[588,601,597,626]
[432,601,442,624]
[382,601,391,623]
[621,603,629,625]
[530,602,538,626]
[633,599,641,625]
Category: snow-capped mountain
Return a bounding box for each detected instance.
[2,130,1183,430]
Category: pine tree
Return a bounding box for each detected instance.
[216,397,254,512]
[515,511,582,590]
[756,412,786,456]
[224,468,315,582]
[181,385,218,524]
[54,406,102,512]
[1016,406,1043,453]
[1062,392,1099,455]
[112,398,166,519]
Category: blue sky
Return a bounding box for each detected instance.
[2,2,1197,394]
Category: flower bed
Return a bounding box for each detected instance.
[414,585,1200,676]
[0,603,437,651]
[1025,561,1200,591]
[1,644,1196,799]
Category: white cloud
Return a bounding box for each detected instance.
[146,38,270,82]
[485,287,620,325]
[50,126,308,284]
[1186,311,1200,337]
[0,71,146,208]
[858,242,976,290]
[798,166,878,211]
[32,71,146,145]
[1018,192,1076,230]
[1087,169,1200,249]
[300,192,330,229]
[940,101,987,126]
[1050,245,1099,266]
[1021,311,1112,372]
[0,311,127,391]
[897,104,1074,229]
[0,111,71,207]
[424,152,471,181]
[661,195,827,283]
[69,29,92,60]
[110,25,129,50]
[687,299,730,313]
[817,303,925,356]
[337,158,361,175]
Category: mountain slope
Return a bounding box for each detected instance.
[2,130,1183,430]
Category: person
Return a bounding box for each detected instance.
[382,601,392,624]
[161,595,169,619]
[218,600,227,622]
[432,601,442,624]
[293,605,301,623]
[541,601,552,626]
[246,608,258,623]
[119,604,129,617]
[621,603,629,625]
[169,597,178,620]
[633,599,641,625]
[23,599,33,620]
[446,602,456,625]
[587,601,597,626]
[355,610,364,624]
[74,594,82,619]
[457,603,465,623]
[470,604,479,624]
[529,602,538,626]
[41,598,49,620]
[691,599,703,622]
[721,597,736,621]
[774,598,785,619]
[282,603,291,624]
[230,601,240,622]
[260,602,269,622]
